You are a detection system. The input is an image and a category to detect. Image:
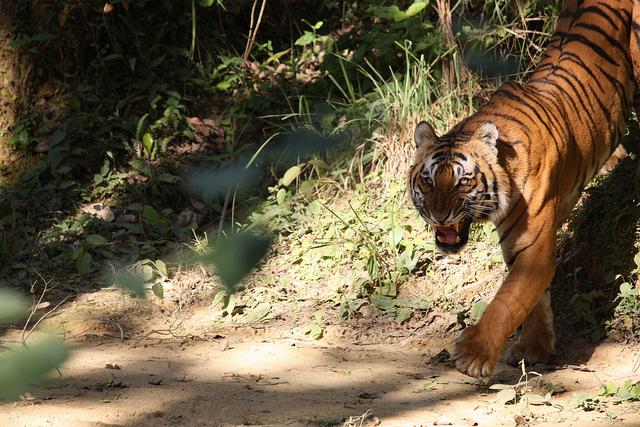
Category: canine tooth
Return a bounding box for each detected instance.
[437,235,446,244]
[455,236,461,244]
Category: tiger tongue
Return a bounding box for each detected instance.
[436,225,461,245]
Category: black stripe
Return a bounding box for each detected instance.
[485,112,528,129]
[538,70,594,124]
[553,31,619,65]
[598,3,629,27]
[496,195,526,240]
[597,64,629,100]
[496,89,560,138]
[580,4,625,31]
[576,22,627,55]
[504,222,547,266]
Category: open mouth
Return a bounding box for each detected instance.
[434,219,471,254]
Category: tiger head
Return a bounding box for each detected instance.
[408,120,510,254]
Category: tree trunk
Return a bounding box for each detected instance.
[0,2,19,176]
[435,0,457,90]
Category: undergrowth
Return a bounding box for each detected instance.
[1,0,640,401]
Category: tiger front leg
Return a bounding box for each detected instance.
[451,227,557,378]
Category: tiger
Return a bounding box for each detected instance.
[408,0,640,378]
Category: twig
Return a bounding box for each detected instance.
[343,409,373,427]
[221,373,289,386]
[22,270,72,344]
[242,0,267,62]
[128,328,188,349]
[218,187,231,236]
[100,318,125,341]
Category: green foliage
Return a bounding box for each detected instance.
[570,291,604,343]
[212,290,239,316]
[488,361,567,408]
[598,379,640,403]
[0,338,70,401]
[456,0,561,80]
[0,289,70,402]
[7,32,55,51]
[609,279,640,338]
[330,1,439,77]
[573,393,605,412]
[303,309,326,339]
[565,377,640,416]
[0,289,28,323]
[197,232,272,291]
[247,160,437,324]
[452,300,488,329]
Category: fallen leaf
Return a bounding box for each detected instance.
[186,117,204,126]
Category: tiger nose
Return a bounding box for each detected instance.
[434,214,449,223]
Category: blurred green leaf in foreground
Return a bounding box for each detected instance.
[0,289,71,401]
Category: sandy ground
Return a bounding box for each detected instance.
[1,289,640,427]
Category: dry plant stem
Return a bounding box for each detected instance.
[129,329,174,348]
[244,0,259,60]
[242,0,267,63]
[22,270,72,344]
[128,315,187,348]
[100,318,125,341]
[22,299,70,344]
[218,187,231,236]
[343,409,373,427]
[435,0,456,89]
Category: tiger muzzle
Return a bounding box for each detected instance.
[434,218,471,254]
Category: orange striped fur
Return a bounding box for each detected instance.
[408,0,640,378]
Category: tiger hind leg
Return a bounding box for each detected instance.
[504,288,556,367]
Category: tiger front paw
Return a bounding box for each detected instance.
[451,324,502,378]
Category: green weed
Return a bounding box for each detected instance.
[303,309,326,340]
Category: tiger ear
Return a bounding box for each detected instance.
[414,121,437,148]
[472,121,499,147]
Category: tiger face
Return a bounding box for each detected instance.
[408,120,510,254]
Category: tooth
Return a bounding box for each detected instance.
[437,235,446,244]
[455,236,461,244]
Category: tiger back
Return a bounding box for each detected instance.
[408,0,640,378]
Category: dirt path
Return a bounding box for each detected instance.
[2,290,640,427]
